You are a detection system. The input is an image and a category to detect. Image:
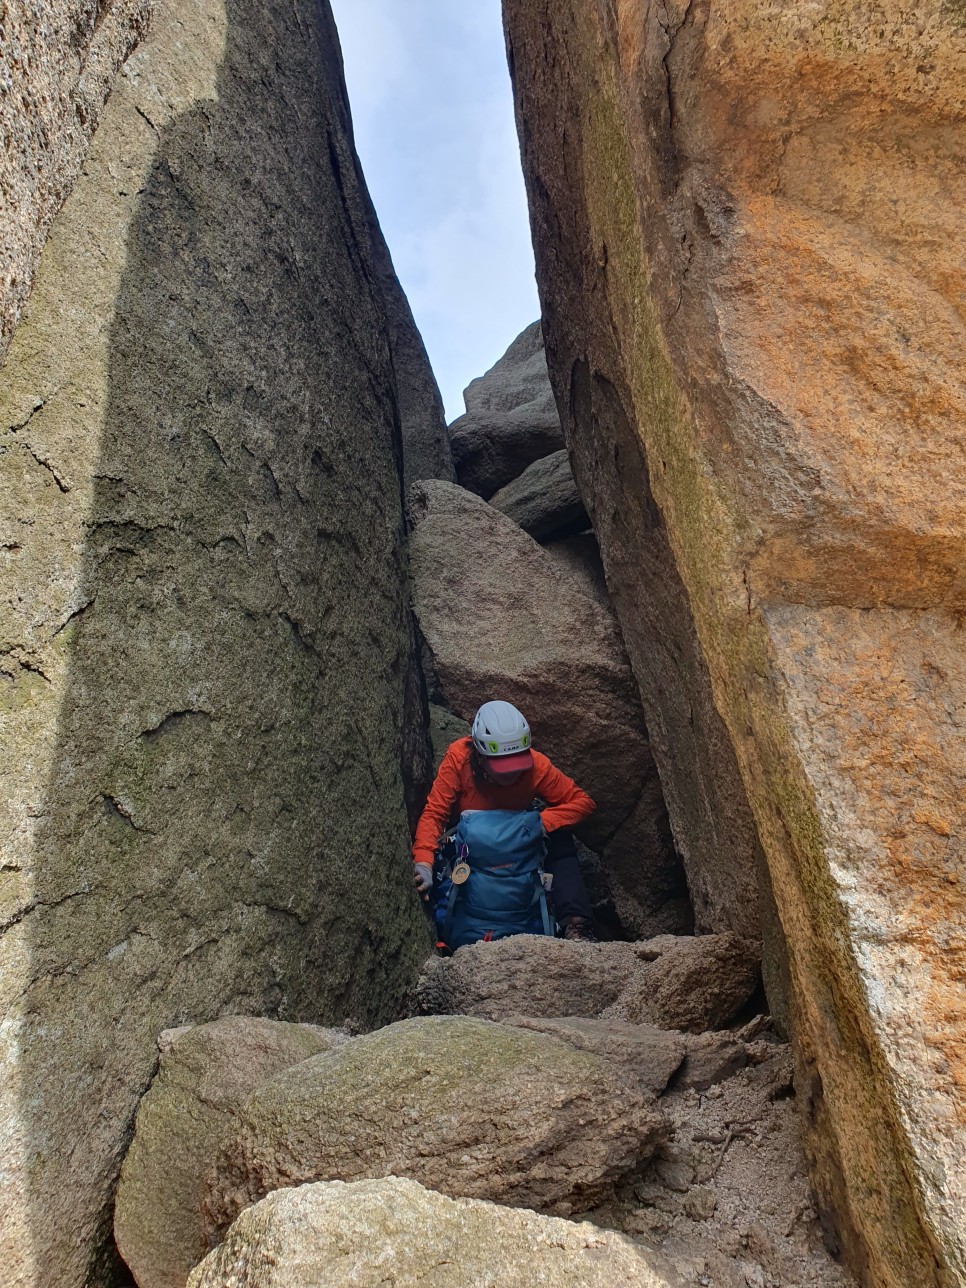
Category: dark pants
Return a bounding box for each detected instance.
[545,830,592,924]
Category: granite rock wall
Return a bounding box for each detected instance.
[0,1,433,1282]
[503,1,966,1283]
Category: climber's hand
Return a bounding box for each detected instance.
[414,863,433,902]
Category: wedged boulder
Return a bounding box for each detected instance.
[603,934,761,1034]
[408,478,688,927]
[489,449,589,542]
[504,1,966,1279]
[188,1177,687,1288]
[506,1016,686,1097]
[415,936,640,1021]
[416,934,759,1034]
[202,1015,667,1238]
[543,531,610,607]
[448,321,565,497]
[114,1018,344,1288]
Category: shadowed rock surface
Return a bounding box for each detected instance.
[428,703,471,771]
[188,1178,688,1288]
[202,1016,667,1238]
[542,532,610,607]
[114,1019,346,1288]
[448,321,565,498]
[0,1,435,1281]
[408,479,689,931]
[490,448,589,541]
[503,0,966,1281]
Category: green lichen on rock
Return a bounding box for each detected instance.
[204,1015,667,1235]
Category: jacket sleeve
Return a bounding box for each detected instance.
[533,755,596,834]
[412,741,465,867]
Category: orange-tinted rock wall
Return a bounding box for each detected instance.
[503,1,966,1283]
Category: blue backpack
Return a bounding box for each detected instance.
[434,809,555,951]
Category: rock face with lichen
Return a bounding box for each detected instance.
[503,2,966,1284]
[0,1,438,1283]
[202,1016,667,1237]
[0,1,154,361]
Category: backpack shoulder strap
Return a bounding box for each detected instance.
[539,886,554,937]
[441,877,463,947]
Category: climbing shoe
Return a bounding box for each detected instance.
[561,916,598,942]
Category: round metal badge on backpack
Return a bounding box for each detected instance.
[451,861,471,885]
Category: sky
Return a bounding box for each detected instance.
[328,0,540,423]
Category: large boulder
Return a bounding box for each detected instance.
[202,1016,666,1237]
[114,1019,344,1288]
[503,1,966,1282]
[408,479,689,931]
[448,321,565,497]
[415,937,641,1021]
[489,449,589,542]
[188,1177,687,1288]
[0,2,433,1282]
[416,934,759,1034]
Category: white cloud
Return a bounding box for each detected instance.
[329,0,540,421]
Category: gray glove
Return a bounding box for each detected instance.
[414,863,433,901]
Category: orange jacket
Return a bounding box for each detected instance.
[412,737,596,868]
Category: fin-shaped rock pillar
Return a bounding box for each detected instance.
[0,0,437,1282]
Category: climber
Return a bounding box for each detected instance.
[412,699,598,942]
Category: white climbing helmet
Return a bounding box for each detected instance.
[471,700,533,774]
